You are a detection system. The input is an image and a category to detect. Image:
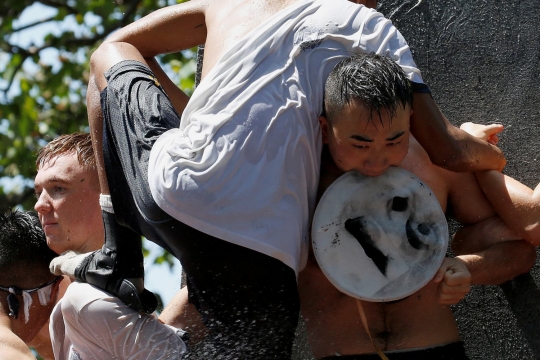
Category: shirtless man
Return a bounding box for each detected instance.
[53,0,506,358]
[298,54,535,359]
[0,210,63,360]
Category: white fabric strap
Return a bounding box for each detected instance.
[99,194,114,214]
[22,291,33,324]
[37,284,53,306]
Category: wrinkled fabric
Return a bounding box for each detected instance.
[149,0,423,274]
[50,282,187,360]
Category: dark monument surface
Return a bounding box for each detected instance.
[377,0,540,359]
[196,1,540,358]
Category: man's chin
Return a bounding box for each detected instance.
[47,239,68,255]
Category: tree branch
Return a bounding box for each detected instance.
[11,16,57,33]
[1,0,145,97]
[64,0,143,49]
[36,0,78,15]
[0,55,28,100]
[118,0,142,27]
[0,40,39,57]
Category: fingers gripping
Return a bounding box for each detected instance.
[434,258,472,305]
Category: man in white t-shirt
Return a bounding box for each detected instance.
[52,0,506,358]
[55,282,188,360]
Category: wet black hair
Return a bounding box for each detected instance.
[0,209,57,281]
[323,53,413,126]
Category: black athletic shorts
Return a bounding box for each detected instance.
[320,342,469,360]
[100,60,300,359]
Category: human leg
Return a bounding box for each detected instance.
[71,43,180,313]
[80,45,301,355]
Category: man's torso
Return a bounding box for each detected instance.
[299,137,461,358]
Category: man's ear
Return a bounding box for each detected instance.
[319,115,330,144]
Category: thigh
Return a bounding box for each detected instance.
[100,60,181,245]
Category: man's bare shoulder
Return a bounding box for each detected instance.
[404,136,456,178]
[408,136,495,224]
[401,136,456,209]
[0,327,35,360]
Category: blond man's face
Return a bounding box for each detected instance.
[34,153,103,254]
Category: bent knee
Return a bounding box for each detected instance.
[90,42,147,90]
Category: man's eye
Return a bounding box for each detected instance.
[54,186,66,193]
[353,144,368,149]
[387,141,401,147]
[34,191,42,199]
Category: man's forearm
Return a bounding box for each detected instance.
[457,240,535,285]
[475,171,540,244]
[159,287,208,345]
[410,92,506,172]
[452,216,536,285]
[103,1,207,57]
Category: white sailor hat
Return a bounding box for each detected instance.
[312,167,448,302]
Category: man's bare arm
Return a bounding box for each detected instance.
[0,312,35,360]
[90,0,207,98]
[450,194,535,285]
[459,121,540,244]
[100,1,205,117]
[454,225,536,285]
[159,287,208,345]
[474,172,540,245]
[447,171,535,285]
[410,93,506,172]
[104,0,208,57]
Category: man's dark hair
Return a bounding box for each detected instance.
[0,210,57,278]
[324,53,413,125]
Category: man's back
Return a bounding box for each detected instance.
[202,0,300,79]
[147,0,420,273]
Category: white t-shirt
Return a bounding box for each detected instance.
[50,282,186,360]
[149,0,423,275]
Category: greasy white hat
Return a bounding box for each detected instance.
[312,167,448,302]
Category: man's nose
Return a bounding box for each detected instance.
[34,192,52,213]
[364,157,388,175]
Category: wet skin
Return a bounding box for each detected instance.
[298,135,501,357]
[319,101,411,177]
[34,153,103,254]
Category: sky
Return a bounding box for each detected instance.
[9,2,184,305]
